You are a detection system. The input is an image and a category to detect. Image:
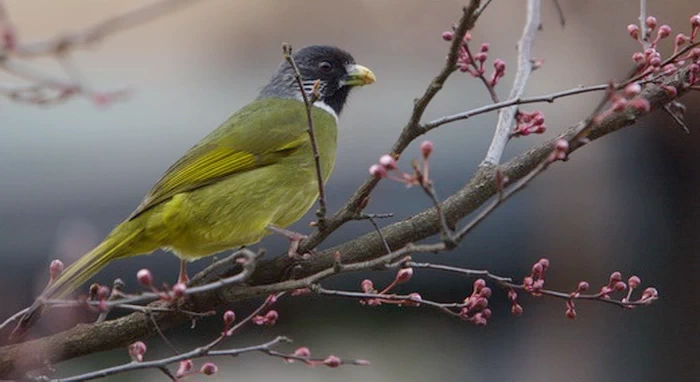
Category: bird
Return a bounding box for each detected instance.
[13,45,375,338]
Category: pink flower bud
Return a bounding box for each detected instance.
[480,43,490,52]
[624,83,642,98]
[632,52,645,64]
[473,278,486,291]
[474,297,488,309]
[675,33,689,47]
[612,98,628,112]
[538,258,550,270]
[613,281,627,292]
[324,355,342,368]
[420,140,434,159]
[649,56,661,67]
[128,341,147,362]
[293,347,311,358]
[629,98,651,113]
[657,25,671,39]
[691,14,700,28]
[565,308,577,319]
[265,310,279,325]
[662,64,677,75]
[645,16,657,30]
[200,362,218,375]
[531,262,543,276]
[689,48,700,60]
[555,139,569,152]
[223,310,236,326]
[442,31,454,41]
[523,276,534,287]
[360,279,374,293]
[577,281,590,292]
[627,24,640,39]
[396,267,413,283]
[369,164,386,178]
[49,259,64,282]
[474,53,487,63]
[609,271,622,283]
[172,282,187,298]
[379,154,397,170]
[97,285,110,300]
[482,308,492,318]
[511,303,523,316]
[480,287,492,298]
[177,360,193,377]
[136,269,153,288]
[642,287,659,300]
[408,293,422,303]
[628,276,641,289]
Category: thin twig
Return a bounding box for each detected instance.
[552,0,566,27]
[365,215,391,255]
[639,0,649,46]
[422,84,609,132]
[404,262,656,308]
[55,337,291,382]
[41,249,257,311]
[11,0,206,57]
[483,0,541,166]
[0,308,28,332]
[282,44,328,225]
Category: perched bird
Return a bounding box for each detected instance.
[14,45,375,337]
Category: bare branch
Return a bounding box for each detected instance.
[282,44,328,224]
[483,0,541,166]
[8,0,205,57]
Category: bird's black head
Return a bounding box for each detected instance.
[259,45,375,116]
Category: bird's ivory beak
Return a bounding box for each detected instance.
[341,64,376,87]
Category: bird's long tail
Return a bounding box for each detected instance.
[10,220,151,341]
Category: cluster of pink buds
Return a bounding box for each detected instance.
[442,30,507,87]
[174,359,218,378]
[627,14,700,87]
[564,272,658,319]
[284,347,369,368]
[136,268,187,302]
[358,267,422,307]
[512,110,546,137]
[508,288,523,316]
[547,139,569,164]
[369,141,434,187]
[252,309,279,326]
[522,258,549,295]
[459,279,492,326]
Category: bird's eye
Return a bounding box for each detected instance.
[318,61,333,73]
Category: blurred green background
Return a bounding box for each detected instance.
[1,0,699,381]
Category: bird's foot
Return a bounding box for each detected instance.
[178,259,189,285]
[267,225,311,258]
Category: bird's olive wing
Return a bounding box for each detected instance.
[128,99,311,220]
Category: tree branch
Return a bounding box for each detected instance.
[483,0,541,166]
